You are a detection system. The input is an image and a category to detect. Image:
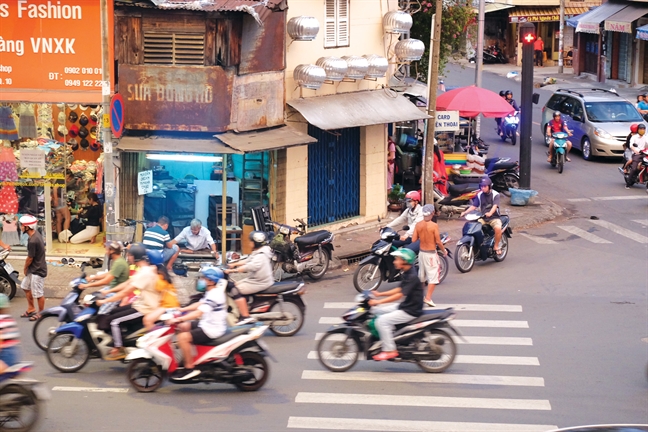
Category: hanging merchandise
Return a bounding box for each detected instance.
[96,153,104,194]
[78,126,89,139]
[57,125,68,137]
[68,111,79,124]
[79,114,89,127]
[0,146,18,182]
[68,125,79,138]
[0,186,19,214]
[18,104,37,139]
[1,215,20,246]
[37,104,53,139]
[90,141,101,151]
[80,138,90,149]
[0,106,19,141]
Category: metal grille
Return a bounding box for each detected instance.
[307,125,360,226]
[144,32,205,65]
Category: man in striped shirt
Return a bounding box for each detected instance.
[142,216,179,270]
[0,294,20,373]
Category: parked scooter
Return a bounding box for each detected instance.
[317,291,461,373]
[452,143,520,196]
[352,227,452,292]
[454,211,512,273]
[434,181,479,217]
[500,111,520,145]
[0,247,20,300]
[549,131,569,174]
[621,148,648,189]
[0,362,49,431]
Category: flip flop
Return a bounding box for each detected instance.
[566,157,571,162]
[29,314,41,322]
[21,311,36,318]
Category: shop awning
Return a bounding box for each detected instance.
[214,125,317,153]
[605,4,648,33]
[286,90,431,131]
[567,2,627,34]
[485,3,515,14]
[508,7,589,23]
[117,135,240,154]
[637,24,648,40]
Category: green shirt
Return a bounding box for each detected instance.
[109,257,129,288]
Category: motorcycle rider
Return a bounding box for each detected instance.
[500,91,520,137]
[412,204,448,308]
[621,124,639,174]
[546,111,573,162]
[460,178,503,254]
[223,231,274,325]
[79,241,129,291]
[166,267,228,380]
[368,248,423,361]
[495,90,506,135]
[385,190,424,253]
[0,294,20,373]
[627,124,648,188]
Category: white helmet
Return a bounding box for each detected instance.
[19,215,38,229]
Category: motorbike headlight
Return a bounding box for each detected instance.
[594,128,613,139]
[375,243,391,255]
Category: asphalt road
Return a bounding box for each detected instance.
[9,66,648,431]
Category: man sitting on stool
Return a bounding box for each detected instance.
[168,219,219,261]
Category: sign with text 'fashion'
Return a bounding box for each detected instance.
[435,111,460,132]
[137,170,153,195]
[0,0,113,103]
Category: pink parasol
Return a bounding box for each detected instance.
[436,85,515,118]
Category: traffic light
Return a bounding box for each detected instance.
[519,23,537,44]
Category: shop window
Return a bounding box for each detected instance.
[143,32,205,66]
[324,0,350,48]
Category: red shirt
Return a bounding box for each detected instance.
[534,39,544,51]
[549,119,565,133]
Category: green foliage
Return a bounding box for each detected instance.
[410,1,476,80]
[388,184,406,203]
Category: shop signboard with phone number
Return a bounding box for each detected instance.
[0,0,113,103]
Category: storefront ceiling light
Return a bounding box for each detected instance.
[146,154,223,162]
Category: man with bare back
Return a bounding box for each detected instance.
[412,204,447,307]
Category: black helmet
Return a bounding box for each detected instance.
[128,243,148,262]
[505,90,513,96]
[499,90,506,97]
[249,230,268,247]
[479,177,493,188]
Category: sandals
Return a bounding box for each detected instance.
[20,311,36,318]
[29,314,41,322]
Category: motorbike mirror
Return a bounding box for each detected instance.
[532,93,540,104]
[572,115,583,122]
[402,226,410,231]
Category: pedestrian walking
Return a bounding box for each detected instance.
[534,37,544,67]
[18,215,47,321]
[411,205,447,307]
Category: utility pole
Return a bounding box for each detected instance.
[424,0,443,206]
[558,0,565,74]
[474,0,485,138]
[519,22,536,190]
[100,0,115,227]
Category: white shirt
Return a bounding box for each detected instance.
[197,281,227,339]
[630,134,648,153]
[387,205,424,238]
[174,226,215,251]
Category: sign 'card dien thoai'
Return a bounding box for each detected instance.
[0,0,113,103]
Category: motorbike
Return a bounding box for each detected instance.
[45,292,146,373]
[468,44,507,64]
[621,148,648,189]
[0,247,20,300]
[32,265,87,351]
[0,363,49,432]
[454,211,512,273]
[316,291,461,373]
[268,219,334,281]
[434,183,478,217]
[125,311,272,393]
[500,111,520,145]
[550,131,569,174]
[353,227,452,292]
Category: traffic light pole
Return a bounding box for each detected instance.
[519,22,535,190]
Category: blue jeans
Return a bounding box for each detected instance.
[162,245,179,263]
[0,346,19,368]
[392,238,420,255]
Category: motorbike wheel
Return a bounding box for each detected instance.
[235,352,269,392]
[501,173,520,197]
[32,314,63,351]
[317,332,360,372]
[306,249,330,281]
[415,329,457,373]
[511,131,517,146]
[0,275,16,300]
[500,133,506,142]
[353,263,383,293]
[493,236,509,262]
[438,255,449,284]
[0,384,40,432]
[46,333,90,373]
[557,153,565,174]
[127,359,164,393]
[454,244,475,273]
[269,299,304,337]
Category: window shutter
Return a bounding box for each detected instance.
[144,32,205,65]
[324,0,337,48]
[144,33,174,64]
[336,0,349,47]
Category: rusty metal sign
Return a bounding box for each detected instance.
[120,65,233,132]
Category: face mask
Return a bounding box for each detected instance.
[196,279,208,293]
[406,201,415,209]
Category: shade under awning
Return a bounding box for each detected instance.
[569,2,627,34]
[637,24,648,40]
[605,4,648,33]
[508,6,589,23]
[214,125,317,153]
[287,90,431,131]
[118,135,240,154]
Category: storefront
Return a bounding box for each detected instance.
[604,4,648,83]
[638,24,648,85]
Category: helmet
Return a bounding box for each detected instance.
[630,124,639,133]
[405,190,421,202]
[479,177,493,188]
[499,90,506,97]
[127,243,148,262]
[553,111,562,117]
[249,230,268,246]
[0,293,8,309]
[199,267,224,283]
[106,241,123,254]
[146,250,164,265]
[19,215,38,228]
[638,124,646,130]
[505,90,513,96]
[390,248,416,265]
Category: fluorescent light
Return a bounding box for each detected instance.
[146,154,223,162]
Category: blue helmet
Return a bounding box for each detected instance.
[199,267,224,283]
[146,250,165,266]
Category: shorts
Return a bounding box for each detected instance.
[162,245,180,263]
[418,250,440,285]
[21,274,45,299]
[190,321,218,346]
[478,218,502,230]
[0,345,19,367]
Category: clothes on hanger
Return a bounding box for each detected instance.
[0,106,18,141]
[0,147,18,182]
[0,186,19,214]
[18,103,37,138]
[1,215,20,246]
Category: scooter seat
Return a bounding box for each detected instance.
[200,327,251,347]
[448,183,478,196]
[294,230,332,246]
[394,309,454,331]
[451,176,484,185]
[488,161,518,171]
[259,280,303,294]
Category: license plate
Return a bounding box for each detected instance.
[3,263,14,274]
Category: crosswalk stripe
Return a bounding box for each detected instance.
[301,370,545,387]
[589,219,648,244]
[558,225,612,244]
[314,333,533,345]
[323,303,523,312]
[307,351,540,365]
[287,416,558,431]
[567,198,592,202]
[633,219,648,227]
[295,392,552,410]
[519,233,558,244]
[52,386,129,393]
[592,195,648,201]
[318,317,529,328]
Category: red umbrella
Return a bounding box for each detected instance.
[436,85,515,118]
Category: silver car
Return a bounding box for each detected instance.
[541,88,648,160]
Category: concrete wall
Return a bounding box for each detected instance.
[360,124,388,221]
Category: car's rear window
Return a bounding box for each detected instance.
[584,101,644,122]
[546,95,567,110]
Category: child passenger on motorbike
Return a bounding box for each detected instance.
[143,265,181,330]
[0,294,20,373]
[166,267,228,381]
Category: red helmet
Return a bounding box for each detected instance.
[405,191,421,202]
[630,123,639,134]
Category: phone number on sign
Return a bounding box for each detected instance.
[65,80,102,87]
[64,67,102,75]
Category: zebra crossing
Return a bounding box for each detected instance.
[519,218,648,245]
[286,303,557,432]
